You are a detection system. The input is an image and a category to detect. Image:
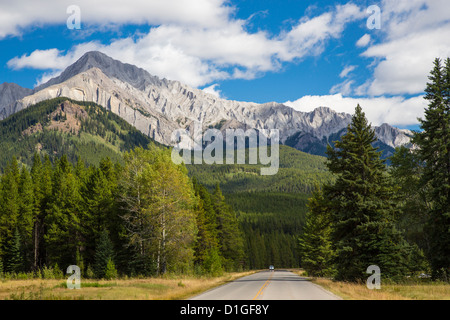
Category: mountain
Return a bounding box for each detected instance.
[285,118,413,158]
[0,82,32,119]
[1,51,412,157]
[0,97,153,169]
[33,51,167,93]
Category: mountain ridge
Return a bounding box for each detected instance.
[0,51,413,157]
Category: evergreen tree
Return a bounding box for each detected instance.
[412,58,450,280]
[212,184,244,271]
[104,258,118,280]
[325,105,409,281]
[192,178,223,275]
[0,159,20,242]
[5,228,23,273]
[44,155,82,268]
[18,166,34,269]
[30,153,44,270]
[94,229,115,279]
[389,147,431,258]
[298,188,335,277]
[81,165,114,267]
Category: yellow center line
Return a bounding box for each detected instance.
[252,272,274,300]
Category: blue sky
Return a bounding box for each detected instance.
[1,0,450,130]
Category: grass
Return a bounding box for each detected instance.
[0,271,256,300]
[310,278,450,300]
[290,269,450,300]
[3,269,447,300]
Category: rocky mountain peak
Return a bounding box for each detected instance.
[34,51,168,93]
[0,82,33,119]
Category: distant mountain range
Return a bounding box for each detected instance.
[0,51,413,158]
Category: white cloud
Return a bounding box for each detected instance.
[278,3,365,61]
[0,0,233,38]
[284,93,427,127]
[359,0,450,96]
[330,80,355,96]
[339,65,357,78]
[202,84,222,98]
[7,49,72,70]
[356,34,371,47]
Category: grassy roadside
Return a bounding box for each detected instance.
[310,277,450,300]
[291,269,450,300]
[0,271,256,300]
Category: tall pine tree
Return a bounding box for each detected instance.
[94,229,115,279]
[212,184,244,271]
[192,178,223,275]
[298,187,335,277]
[325,105,409,281]
[412,58,450,280]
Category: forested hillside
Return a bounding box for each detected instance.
[187,145,333,269]
[0,97,153,169]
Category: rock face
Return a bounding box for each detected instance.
[0,82,33,119]
[374,123,413,148]
[3,51,413,154]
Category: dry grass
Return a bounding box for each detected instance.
[311,278,450,300]
[0,271,256,300]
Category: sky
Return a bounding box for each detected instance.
[1,0,450,130]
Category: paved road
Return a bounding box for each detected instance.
[190,270,341,300]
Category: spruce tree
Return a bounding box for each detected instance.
[94,229,115,279]
[5,228,23,273]
[30,153,44,270]
[192,178,223,275]
[389,146,431,271]
[325,105,409,281]
[212,184,244,271]
[0,159,20,242]
[104,258,118,280]
[45,155,82,268]
[412,58,450,280]
[18,167,34,270]
[298,188,335,277]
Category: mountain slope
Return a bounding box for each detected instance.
[0,97,153,169]
[0,82,33,120]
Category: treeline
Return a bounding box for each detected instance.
[0,146,244,278]
[298,58,450,282]
[186,145,332,194]
[228,192,309,269]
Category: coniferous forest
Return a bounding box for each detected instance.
[0,147,244,278]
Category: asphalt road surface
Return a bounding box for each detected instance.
[190,270,342,300]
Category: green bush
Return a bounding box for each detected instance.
[104,259,118,280]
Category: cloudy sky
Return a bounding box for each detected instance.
[1,0,450,129]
